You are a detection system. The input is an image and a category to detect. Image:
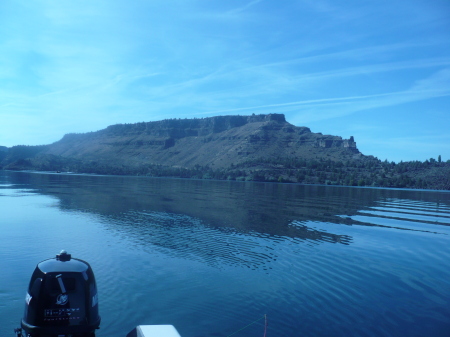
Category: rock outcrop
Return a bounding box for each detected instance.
[21,114,358,169]
[0,114,363,174]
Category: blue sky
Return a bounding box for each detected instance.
[1,0,449,162]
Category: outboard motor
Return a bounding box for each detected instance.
[19,251,101,337]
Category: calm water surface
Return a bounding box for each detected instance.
[0,171,449,337]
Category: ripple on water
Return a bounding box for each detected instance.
[2,171,450,337]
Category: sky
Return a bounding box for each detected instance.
[1,0,449,162]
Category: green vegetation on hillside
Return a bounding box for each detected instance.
[3,153,448,190]
[227,156,450,190]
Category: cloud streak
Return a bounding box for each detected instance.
[227,0,264,15]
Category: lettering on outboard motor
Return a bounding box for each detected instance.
[44,308,81,322]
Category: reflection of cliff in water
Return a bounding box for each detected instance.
[6,171,449,266]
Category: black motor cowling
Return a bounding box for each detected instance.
[21,251,101,337]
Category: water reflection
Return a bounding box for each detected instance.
[4,171,449,236]
[3,171,450,270]
[2,171,450,337]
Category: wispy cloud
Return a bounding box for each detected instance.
[188,67,450,122]
[227,0,264,15]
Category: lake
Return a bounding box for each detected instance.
[1,170,449,337]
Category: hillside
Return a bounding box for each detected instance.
[45,114,361,168]
[1,114,360,169]
[1,114,449,190]
[0,146,7,162]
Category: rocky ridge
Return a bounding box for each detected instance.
[1,114,448,190]
[2,114,360,170]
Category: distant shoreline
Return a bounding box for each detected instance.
[3,168,449,192]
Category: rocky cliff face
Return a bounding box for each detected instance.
[42,114,359,168]
[1,114,360,171]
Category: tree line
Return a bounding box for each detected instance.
[2,153,449,190]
